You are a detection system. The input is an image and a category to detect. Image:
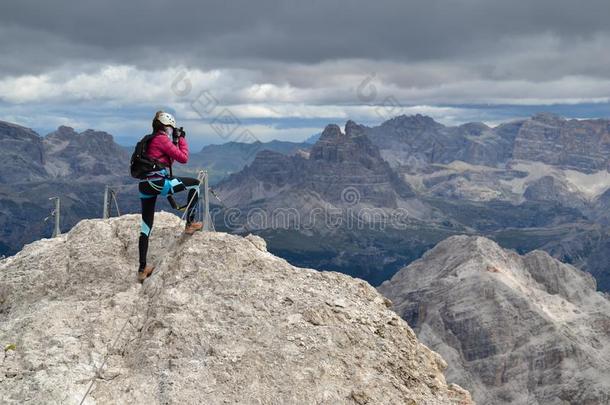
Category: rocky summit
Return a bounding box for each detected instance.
[0,213,472,404]
[379,235,610,405]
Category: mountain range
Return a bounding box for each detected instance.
[2,113,610,403]
[368,112,610,173]
[215,113,610,290]
[2,113,610,292]
[0,121,309,257]
[0,121,135,257]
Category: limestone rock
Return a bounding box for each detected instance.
[0,121,134,258]
[43,126,129,178]
[379,235,610,404]
[364,114,518,169]
[0,213,472,405]
[513,113,610,173]
[523,175,588,210]
[217,121,414,210]
[0,120,47,183]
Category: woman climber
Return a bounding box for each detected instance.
[137,111,203,282]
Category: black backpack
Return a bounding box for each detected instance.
[130,134,166,179]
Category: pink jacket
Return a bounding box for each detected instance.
[147,130,189,167]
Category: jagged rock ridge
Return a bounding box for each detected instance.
[513,113,610,173]
[0,120,47,183]
[379,235,610,404]
[364,112,610,174]
[364,114,518,169]
[43,125,130,178]
[217,120,414,209]
[0,213,472,404]
[0,121,130,182]
[0,120,134,258]
[213,116,610,290]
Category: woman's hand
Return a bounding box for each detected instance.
[172,127,185,144]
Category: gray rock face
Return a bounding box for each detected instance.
[379,235,610,405]
[213,149,303,207]
[523,175,588,210]
[0,120,47,183]
[310,121,382,166]
[0,121,129,182]
[213,116,610,291]
[217,121,414,209]
[0,121,134,257]
[212,122,433,287]
[364,114,517,168]
[43,125,130,179]
[0,213,472,404]
[512,113,610,173]
[306,121,414,207]
[364,113,610,174]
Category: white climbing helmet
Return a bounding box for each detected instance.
[154,111,176,128]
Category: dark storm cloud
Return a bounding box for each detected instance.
[1,0,609,76]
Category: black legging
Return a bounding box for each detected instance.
[138,176,200,271]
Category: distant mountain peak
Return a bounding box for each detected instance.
[314,121,371,144]
[311,122,382,163]
[0,120,40,137]
[382,114,444,129]
[57,124,76,132]
[319,123,343,139]
[218,119,415,208]
[46,125,79,140]
[80,128,116,142]
[0,120,46,183]
[345,119,367,137]
[458,121,490,135]
[250,148,288,163]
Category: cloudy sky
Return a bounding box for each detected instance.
[1,0,610,149]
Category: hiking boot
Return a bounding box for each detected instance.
[137,265,154,282]
[185,222,203,235]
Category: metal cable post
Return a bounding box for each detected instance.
[49,197,61,237]
[102,185,110,219]
[203,170,212,231]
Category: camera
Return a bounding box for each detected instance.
[172,126,185,144]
